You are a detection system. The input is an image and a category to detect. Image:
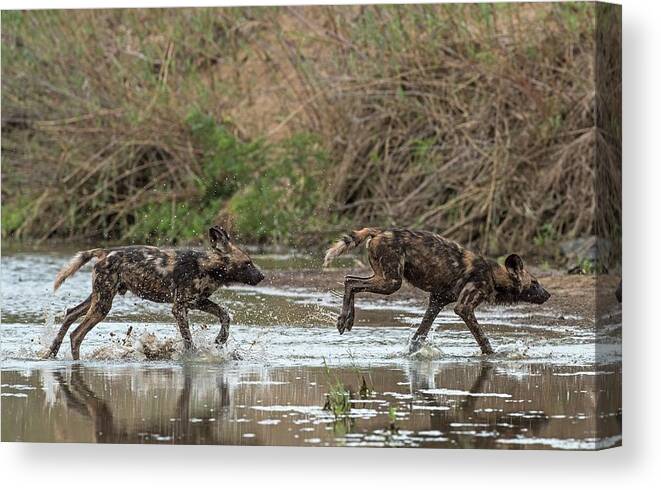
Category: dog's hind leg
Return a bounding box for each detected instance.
[337,274,402,334]
[69,291,115,360]
[336,240,403,334]
[43,295,92,359]
[67,266,120,360]
[69,271,119,360]
[343,273,372,280]
[338,273,372,331]
[194,298,231,345]
[409,293,450,352]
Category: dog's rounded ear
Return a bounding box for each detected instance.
[505,254,524,274]
[209,226,230,251]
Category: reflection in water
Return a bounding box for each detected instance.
[1,361,621,449]
[408,363,551,449]
[52,366,230,444]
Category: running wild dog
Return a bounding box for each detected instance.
[324,228,551,354]
[45,226,264,360]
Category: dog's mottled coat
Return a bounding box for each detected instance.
[45,226,264,360]
[324,228,551,354]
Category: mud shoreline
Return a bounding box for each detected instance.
[265,266,621,330]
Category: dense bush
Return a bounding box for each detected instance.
[286,4,620,262]
[1,4,620,265]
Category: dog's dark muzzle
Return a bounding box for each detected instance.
[532,287,551,304]
[247,270,265,286]
[522,285,551,304]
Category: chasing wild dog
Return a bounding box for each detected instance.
[44,226,264,360]
[324,228,551,354]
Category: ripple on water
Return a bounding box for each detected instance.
[1,319,622,367]
[1,253,621,366]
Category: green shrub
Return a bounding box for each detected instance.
[125,200,222,244]
[123,111,329,245]
[1,196,33,239]
[228,133,329,244]
[186,111,266,201]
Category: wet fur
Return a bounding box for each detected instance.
[325,228,551,354]
[45,226,264,360]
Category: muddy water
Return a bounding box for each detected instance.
[1,251,622,449]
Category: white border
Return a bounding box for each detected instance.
[3,1,661,489]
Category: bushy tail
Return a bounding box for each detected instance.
[53,248,107,291]
[323,228,382,268]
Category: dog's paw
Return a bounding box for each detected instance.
[336,312,354,335]
[215,328,229,346]
[408,336,425,354]
[336,317,346,335]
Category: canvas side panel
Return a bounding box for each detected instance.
[594,1,622,450]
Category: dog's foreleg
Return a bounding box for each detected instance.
[410,293,449,352]
[454,283,494,355]
[194,298,231,345]
[172,301,194,351]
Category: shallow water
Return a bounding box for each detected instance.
[1,251,622,449]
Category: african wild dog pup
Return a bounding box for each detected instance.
[44,226,264,360]
[324,228,551,354]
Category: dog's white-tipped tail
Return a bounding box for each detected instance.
[323,228,381,268]
[323,240,348,268]
[53,249,106,291]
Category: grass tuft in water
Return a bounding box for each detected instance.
[322,358,351,417]
[348,350,376,398]
[388,405,399,433]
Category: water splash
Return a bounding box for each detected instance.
[408,341,444,361]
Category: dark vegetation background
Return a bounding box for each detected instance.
[1,3,621,267]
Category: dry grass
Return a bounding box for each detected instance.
[1,3,621,266]
[279,3,619,263]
